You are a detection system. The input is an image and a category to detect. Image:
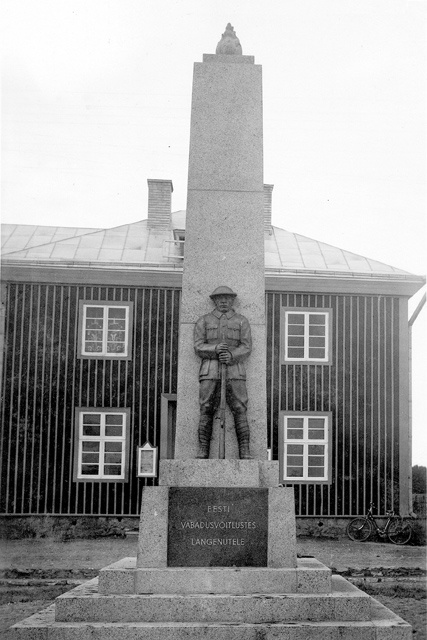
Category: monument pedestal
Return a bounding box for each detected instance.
[12,459,412,638]
[137,461,296,570]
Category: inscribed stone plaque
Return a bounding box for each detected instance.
[168,487,268,567]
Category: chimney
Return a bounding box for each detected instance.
[263,184,274,233]
[147,179,173,230]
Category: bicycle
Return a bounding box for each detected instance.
[346,503,413,545]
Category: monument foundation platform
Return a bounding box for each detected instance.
[11,477,413,639]
[12,573,411,639]
[11,457,412,638]
[54,576,371,623]
[99,557,332,595]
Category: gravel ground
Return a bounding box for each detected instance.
[0,536,425,638]
[1,536,424,573]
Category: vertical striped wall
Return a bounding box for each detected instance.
[266,293,400,517]
[1,284,401,517]
[0,283,180,516]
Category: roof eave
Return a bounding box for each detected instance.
[1,259,424,297]
[265,272,425,297]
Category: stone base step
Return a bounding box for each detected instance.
[99,556,331,595]
[55,576,370,623]
[12,598,412,640]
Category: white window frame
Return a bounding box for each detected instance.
[279,412,332,484]
[282,308,332,364]
[73,408,130,482]
[78,301,133,360]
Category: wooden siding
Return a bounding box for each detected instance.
[0,283,180,516]
[266,293,400,517]
[1,284,401,517]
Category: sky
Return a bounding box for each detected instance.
[2,0,426,464]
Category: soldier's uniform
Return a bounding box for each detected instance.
[194,289,252,459]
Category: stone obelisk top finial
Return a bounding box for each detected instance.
[216,23,243,55]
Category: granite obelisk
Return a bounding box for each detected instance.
[175,24,267,460]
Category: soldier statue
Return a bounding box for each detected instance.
[194,286,252,459]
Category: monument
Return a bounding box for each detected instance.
[12,24,412,640]
[174,21,267,463]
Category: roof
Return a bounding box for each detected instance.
[1,224,102,255]
[1,212,420,281]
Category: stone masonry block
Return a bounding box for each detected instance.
[268,487,297,568]
[137,487,168,568]
[296,557,332,593]
[259,461,280,487]
[99,558,135,595]
[134,566,297,595]
[158,459,260,487]
[54,579,371,624]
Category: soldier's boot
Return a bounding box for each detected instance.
[235,417,252,460]
[197,416,212,459]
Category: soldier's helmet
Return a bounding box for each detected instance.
[210,286,237,299]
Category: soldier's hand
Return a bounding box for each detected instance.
[218,351,232,364]
[215,343,229,354]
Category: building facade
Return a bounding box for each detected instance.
[0,180,424,523]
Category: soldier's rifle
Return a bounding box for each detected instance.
[218,361,226,459]
[218,331,227,459]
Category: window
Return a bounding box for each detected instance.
[173,229,185,245]
[163,229,185,259]
[279,412,332,484]
[78,301,133,359]
[74,408,130,482]
[282,308,332,364]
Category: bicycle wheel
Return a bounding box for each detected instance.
[387,519,412,545]
[346,518,372,542]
